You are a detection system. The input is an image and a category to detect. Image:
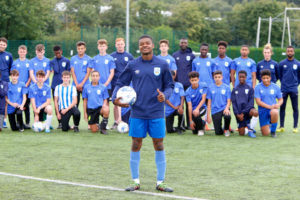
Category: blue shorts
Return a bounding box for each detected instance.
[129,118,166,138]
[259,110,271,127]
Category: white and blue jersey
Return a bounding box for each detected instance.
[29,57,50,85]
[254,82,282,113]
[11,59,30,85]
[278,58,300,93]
[0,51,13,82]
[231,57,256,86]
[213,56,232,85]
[50,56,70,89]
[91,54,116,89]
[256,59,279,83]
[165,82,184,117]
[192,57,215,85]
[207,83,231,115]
[70,54,92,87]
[112,55,174,119]
[28,83,51,108]
[185,82,207,110]
[110,51,134,86]
[82,83,109,109]
[157,55,177,72]
[7,81,27,114]
[54,84,77,111]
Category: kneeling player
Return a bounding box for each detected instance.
[185,71,207,136]
[83,71,109,134]
[207,70,231,136]
[29,70,53,133]
[54,71,80,132]
[255,69,283,137]
[231,70,258,137]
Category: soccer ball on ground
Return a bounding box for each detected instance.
[33,122,45,132]
[116,86,137,106]
[117,122,129,133]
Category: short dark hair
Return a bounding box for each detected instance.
[61,70,71,77]
[0,37,8,44]
[91,70,100,75]
[171,70,176,76]
[218,41,228,48]
[241,44,249,49]
[35,44,45,52]
[213,70,223,76]
[188,71,199,79]
[200,43,209,48]
[53,45,62,51]
[138,35,153,42]
[159,39,169,46]
[36,70,45,77]
[287,45,294,49]
[260,69,271,77]
[10,69,19,76]
[238,70,247,76]
[76,41,86,47]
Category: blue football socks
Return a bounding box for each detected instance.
[271,123,277,133]
[155,150,166,182]
[130,151,140,180]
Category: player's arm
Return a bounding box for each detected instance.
[230,69,236,87]
[231,89,239,115]
[178,96,184,115]
[187,101,195,130]
[30,98,39,114]
[195,94,206,113]
[25,77,31,87]
[45,70,51,82]
[19,94,27,110]
[5,96,19,108]
[207,99,212,124]
[79,67,92,87]
[223,99,231,115]
[70,68,78,86]
[252,72,256,88]
[104,68,115,87]
[29,70,37,84]
[39,98,51,110]
[276,98,283,108]
[83,98,88,122]
[54,96,61,120]
[255,98,272,109]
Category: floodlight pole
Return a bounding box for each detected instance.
[256,17,261,48]
[126,0,130,52]
[268,16,272,44]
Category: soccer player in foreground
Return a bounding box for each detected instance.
[254,69,283,137]
[113,35,174,192]
[231,70,258,137]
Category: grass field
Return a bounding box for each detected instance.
[0,97,300,200]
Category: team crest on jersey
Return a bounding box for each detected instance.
[199,89,203,93]
[62,62,66,67]
[270,64,274,69]
[34,63,37,66]
[235,90,238,94]
[83,61,87,65]
[135,70,140,74]
[247,62,251,67]
[283,65,287,68]
[270,89,274,94]
[260,65,263,69]
[87,90,91,94]
[124,57,128,61]
[5,56,9,61]
[26,63,29,68]
[0,85,3,89]
[43,62,47,67]
[260,90,264,93]
[74,61,77,64]
[206,61,210,66]
[174,88,179,93]
[186,56,190,61]
[17,64,20,67]
[43,91,46,96]
[176,57,179,60]
[166,59,170,64]
[114,58,117,61]
[105,59,109,64]
[221,89,226,95]
[154,67,160,76]
[293,64,297,70]
[245,89,249,94]
[18,88,21,93]
[212,90,215,94]
[197,62,200,65]
[97,90,101,95]
[191,95,195,98]
[225,62,229,67]
[237,62,240,65]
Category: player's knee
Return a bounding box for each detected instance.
[270,109,278,116]
[251,109,259,117]
[132,139,142,151]
[101,106,109,118]
[46,105,53,115]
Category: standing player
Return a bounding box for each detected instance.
[185,71,207,136]
[29,70,53,133]
[157,39,177,74]
[207,70,231,136]
[173,38,195,128]
[29,44,50,85]
[111,38,134,129]
[231,45,256,88]
[54,71,80,132]
[50,45,70,129]
[165,71,184,134]
[213,41,232,85]
[113,35,174,192]
[277,46,300,133]
[83,71,109,134]
[255,69,283,137]
[0,71,7,130]
[6,70,27,132]
[257,44,279,83]
[11,45,31,129]
[192,43,216,86]
[70,41,92,107]
[231,70,258,137]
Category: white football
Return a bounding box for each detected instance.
[33,122,45,132]
[117,122,129,133]
[116,86,137,105]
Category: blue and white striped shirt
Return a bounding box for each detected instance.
[54,84,77,110]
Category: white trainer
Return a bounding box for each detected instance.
[197,130,204,136]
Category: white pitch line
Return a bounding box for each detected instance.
[0,171,206,200]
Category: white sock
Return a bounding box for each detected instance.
[157,180,163,185]
[133,178,140,184]
[46,115,53,128]
[250,116,258,130]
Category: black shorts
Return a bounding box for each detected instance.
[108,89,112,100]
[236,113,251,128]
[87,106,102,125]
[35,108,46,122]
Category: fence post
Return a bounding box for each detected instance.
[172,30,175,54]
[44,40,47,57]
[97,27,100,39]
[81,25,83,41]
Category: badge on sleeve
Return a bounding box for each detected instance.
[62,62,66,67]
[154,67,160,76]
[186,56,190,61]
